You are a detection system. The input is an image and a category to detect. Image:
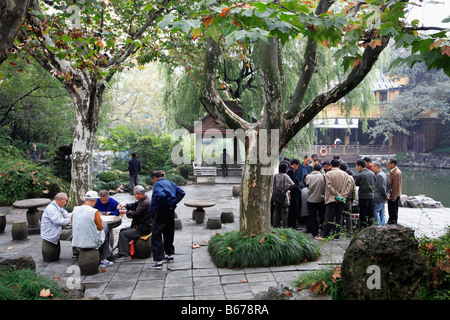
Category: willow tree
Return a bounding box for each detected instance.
[15,0,171,207]
[167,0,449,235]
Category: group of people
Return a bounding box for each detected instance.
[272,154,402,240]
[40,170,185,270]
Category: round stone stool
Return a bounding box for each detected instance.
[193,209,205,224]
[174,218,182,230]
[42,239,60,262]
[206,217,222,229]
[0,214,6,233]
[79,249,100,275]
[232,185,240,197]
[134,235,152,259]
[220,211,235,223]
[11,221,28,240]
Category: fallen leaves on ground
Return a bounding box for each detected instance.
[39,288,53,298]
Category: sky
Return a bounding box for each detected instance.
[405,0,450,28]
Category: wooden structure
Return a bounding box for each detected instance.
[183,101,246,179]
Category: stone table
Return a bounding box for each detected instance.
[12,198,51,234]
[184,200,216,224]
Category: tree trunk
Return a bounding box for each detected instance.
[66,78,103,209]
[239,128,275,234]
[0,0,30,65]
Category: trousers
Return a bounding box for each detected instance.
[387,197,399,224]
[117,226,146,257]
[321,202,345,239]
[151,206,175,262]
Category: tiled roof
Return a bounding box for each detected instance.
[371,70,402,91]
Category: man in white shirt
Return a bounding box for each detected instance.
[40,193,76,256]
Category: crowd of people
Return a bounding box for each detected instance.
[272,154,402,240]
[40,170,185,270]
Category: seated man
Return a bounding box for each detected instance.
[40,192,76,256]
[94,190,120,216]
[71,190,113,268]
[115,185,152,262]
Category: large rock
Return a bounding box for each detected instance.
[0,256,36,271]
[341,225,424,300]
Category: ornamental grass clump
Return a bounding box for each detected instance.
[208,228,320,268]
[0,266,69,300]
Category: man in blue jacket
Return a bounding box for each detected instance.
[150,171,186,269]
[94,190,120,216]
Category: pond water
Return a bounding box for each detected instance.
[396,167,450,208]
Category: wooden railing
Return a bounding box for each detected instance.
[305,145,400,157]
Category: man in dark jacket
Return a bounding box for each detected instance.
[355,159,376,228]
[150,171,185,269]
[115,185,152,262]
[128,152,141,195]
[287,159,301,229]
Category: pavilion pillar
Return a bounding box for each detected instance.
[195,132,202,165]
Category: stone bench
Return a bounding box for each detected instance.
[220,210,235,223]
[11,221,28,240]
[79,248,100,275]
[133,233,152,259]
[206,217,222,229]
[42,239,61,262]
[0,214,6,233]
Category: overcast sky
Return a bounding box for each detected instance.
[406,0,450,28]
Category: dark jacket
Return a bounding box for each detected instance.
[128,157,141,175]
[125,195,152,234]
[355,168,376,199]
[151,178,186,218]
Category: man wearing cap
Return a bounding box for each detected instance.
[71,190,113,268]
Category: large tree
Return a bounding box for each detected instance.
[15,0,171,208]
[166,0,449,235]
[0,0,30,66]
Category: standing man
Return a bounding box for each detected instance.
[128,152,141,195]
[115,186,152,262]
[287,159,301,229]
[316,159,351,240]
[372,161,387,225]
[355,159,376,228]
[150,171,186,269]
[221,149,231,177]
[305,164,326,238]
[296,155,313,185]
[387,158,402,224]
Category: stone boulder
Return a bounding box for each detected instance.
[341,225,424,300]
[0,256,36,271]
[402,194,443,208]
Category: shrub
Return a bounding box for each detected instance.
[208,228,320,268]
[0,266,69,300]
[293,266,344,300]
[416,227,450,300]
[96,170,120,182]
[0,158,67,205]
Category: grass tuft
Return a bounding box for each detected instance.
[208,228,321,268]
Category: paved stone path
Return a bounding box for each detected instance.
[0,183,449,300]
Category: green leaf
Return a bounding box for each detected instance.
[159,13,174,29]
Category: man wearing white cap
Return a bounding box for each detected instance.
[71,190,113,268]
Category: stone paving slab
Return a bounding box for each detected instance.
[0,183,449,302]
